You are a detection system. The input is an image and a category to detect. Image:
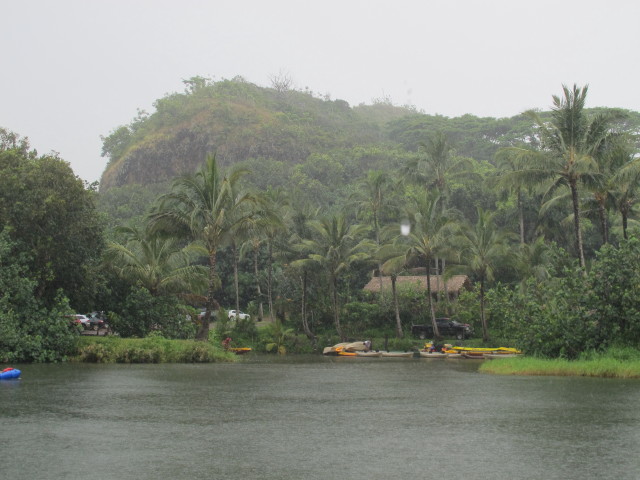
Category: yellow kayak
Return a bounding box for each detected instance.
[451,346,522,354]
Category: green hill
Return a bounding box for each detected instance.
[100,76,640,193]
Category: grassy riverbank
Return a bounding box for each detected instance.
[479,347,640,378]
[73,336,237,363]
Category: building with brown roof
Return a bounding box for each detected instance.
[363,274,471,301]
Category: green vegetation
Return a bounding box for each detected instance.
[74,335,236,363]
[3,81,640,373]
[479,347,640,378]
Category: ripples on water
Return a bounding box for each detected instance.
[2,356,640,479]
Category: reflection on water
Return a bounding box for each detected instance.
[2,356,640,480]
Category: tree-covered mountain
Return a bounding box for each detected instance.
[101,76,640,193]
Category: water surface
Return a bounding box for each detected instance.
[1,356,639,479]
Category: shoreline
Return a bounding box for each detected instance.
[478,356,640,379]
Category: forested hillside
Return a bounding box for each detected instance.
[102,76,640,196]
[4,80,640,361]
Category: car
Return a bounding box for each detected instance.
[86,312,108,331]
[228,310,250,320]
[197,309,218,321]
[411,317,473,340]
[66,314,90,328]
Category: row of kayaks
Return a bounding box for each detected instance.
[336,350,414,358]
[323,342,522,359]
[0,367,21,380]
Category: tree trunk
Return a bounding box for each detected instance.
[622,209,629,240]
[253,245,264,321]
[426,263,440,338]
[197,249,218,341]
[570,180,586,270]
[517,188,525,245]
[267,242,274,319]
[232,242,240,315]
[391,275,403,338]
[480,278,489,342]
[332,276,343,340]
[300,271,314,341]
[597,197,609,245]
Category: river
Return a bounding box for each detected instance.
[1,356,639,479]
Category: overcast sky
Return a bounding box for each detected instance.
[3,0,639,183]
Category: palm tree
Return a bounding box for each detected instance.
[280,199,320,341]
[403,132,476,293]
[608,138,640,240]
[292,214,371,340]
[240,190,285,322]
[402,191,457,339]
[376,238,409,338]
[150,154,257,340]
[403,131,477,210]
[456,208,513,341]
[522,85,617,268]
[105,223,206,296]
[493,147,538,245]
[351,170,397,294]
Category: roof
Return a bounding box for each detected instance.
[363,275,470,293]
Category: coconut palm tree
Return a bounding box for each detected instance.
[279,199,320,341]
[292,213,371,340]
[239,190,286,322]
[105,223,206,296]
[351,170,398,295]
[403,131,475,209]
[149,154,257,340]
[456,208,513,341]
[523,85,618,268]
[493,147,539,245]
[376,238,409,338]
[608,138,640,240]
[402,191,458,339]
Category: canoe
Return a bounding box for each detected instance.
[451,346,522,355]
[0,368,21,380]
[355,351,382,358]
[445,353,463,358]
[419,352,446,358]
[461,353,486,359]
[484,353,522,359]
[229,347,252,355]
[381,351,414,358]
[337,351,357,356]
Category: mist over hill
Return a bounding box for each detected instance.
[101,76,639,193]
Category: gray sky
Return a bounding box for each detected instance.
[3,0,639,183]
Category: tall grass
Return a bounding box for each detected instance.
[74,336,236,363]
[480,350,640,378]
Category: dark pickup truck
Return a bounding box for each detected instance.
[411,318,473,340]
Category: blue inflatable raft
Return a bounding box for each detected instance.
[0,368,21,380]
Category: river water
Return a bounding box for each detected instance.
[1,356,639,480]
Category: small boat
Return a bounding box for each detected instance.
[355,351,382,358]
[381,351,414,358]
[337,350,357,356]
[445,353,463,358]
[451,346,522,355]
[484,353,522,359]
[323,341,372,355]
[461,352,486,359]
[419,352,446,358]
[0,367,21,380]
[229,347,252,355]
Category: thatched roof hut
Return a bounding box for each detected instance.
[363,275,471,300]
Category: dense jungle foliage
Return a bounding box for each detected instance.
[3,78,640,362]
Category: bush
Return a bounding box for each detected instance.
[107,286,196,339]
[0,233,78,362]
[73,336,235,363]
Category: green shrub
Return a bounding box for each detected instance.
[73,336,235,363]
